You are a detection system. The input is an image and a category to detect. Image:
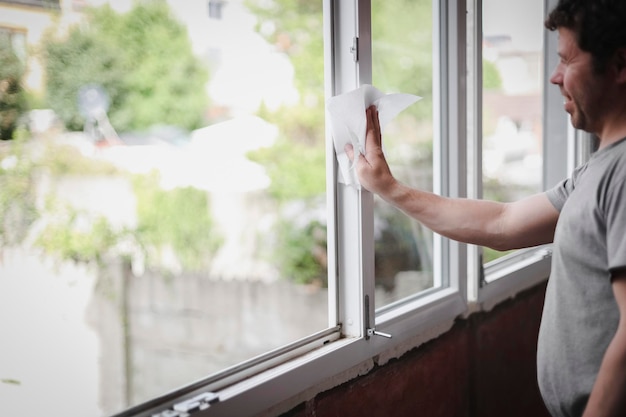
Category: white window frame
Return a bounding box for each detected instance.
[373,0,467,336]
[466,0,573,309]
[113,0,583,415]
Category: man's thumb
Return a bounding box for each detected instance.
[345,143,355,162]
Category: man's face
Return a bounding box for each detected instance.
[550,27,612,134]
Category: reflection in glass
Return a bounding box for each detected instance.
[482,0,544,263]
[0,1,327,415]
[371,0,435,308]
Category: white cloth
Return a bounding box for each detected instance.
[326,84,421,188]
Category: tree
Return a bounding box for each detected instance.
[371,0,433,121]
[42,1,209,133]
[0,35,27,140]
[247,0,325,145]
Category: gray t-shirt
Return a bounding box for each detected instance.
[539,137,626,417]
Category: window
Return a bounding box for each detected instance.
[0,0,567,416]
[465,0,552,304]
[0,27,26,61]
[481,0,544,204]
[479,0,545,265]
[371,0,437,309]
[2,1,333,415]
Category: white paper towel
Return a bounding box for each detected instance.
[326,84,421,188]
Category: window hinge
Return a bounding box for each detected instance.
[350,36,359,62]
[364,295,392,340]
[152,392,219,417]
[480,267,487,288]
[479,253,487,288]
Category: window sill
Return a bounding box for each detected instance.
[133,288,466,417]
[475,246,552,312]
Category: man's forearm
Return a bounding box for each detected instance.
[377,179,558,251]
[379,179,510,249]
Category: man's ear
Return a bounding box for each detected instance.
[614,48,626,84]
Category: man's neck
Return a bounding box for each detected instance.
[596,100,626,149]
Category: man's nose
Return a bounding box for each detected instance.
[549,65,563,85]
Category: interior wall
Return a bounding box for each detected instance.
[280,282,551,417]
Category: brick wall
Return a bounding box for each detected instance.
[280,283,551,417]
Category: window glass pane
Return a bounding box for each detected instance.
[481,0,544,263]
[0,1,327,415]
[371,0,436,308]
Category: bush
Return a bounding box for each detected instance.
[133,174,222,271]
[0,136,38,246]
[275,219,327,286]
[36,204,119,264]
[0,36,28,140]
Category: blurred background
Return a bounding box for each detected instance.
[0,0,542,415]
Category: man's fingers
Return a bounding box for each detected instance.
[366,105,382,148]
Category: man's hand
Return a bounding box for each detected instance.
[344,105,396,195]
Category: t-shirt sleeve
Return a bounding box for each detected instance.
[545,163,586,212]
[604,174,626,274]
[546,178,571,212]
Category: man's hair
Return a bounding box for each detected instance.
[545,0,626,73]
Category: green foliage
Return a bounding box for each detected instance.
[275,219,327,286]
[1,379,21,386]
[33,167,222,272]
[41,25,121,131]
[0,137,38,246]
[483,247,513,264]
[483,59,502,90]
[39,142,120,176]
[244,1,327,284]
[371,0,433,122]
[0,133,220,273]
[248,137,325,202]
[273,207,426,288]
[36,202,120,264]
[28,144,124,265]
[0,35,28,140]
[133,174,222,271]
[247,0,325,144]
[246,0,326,202]
[483,177,535,203]
[42,1,208,132]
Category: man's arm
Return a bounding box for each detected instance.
[345,106,559,251]
[582,273,626,417]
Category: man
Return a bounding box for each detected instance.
[345,0,626,416]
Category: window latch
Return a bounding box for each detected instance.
[367,327,392,339]
[153,392,219,416]
[364,295,392,340]
[350,36,359,62]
